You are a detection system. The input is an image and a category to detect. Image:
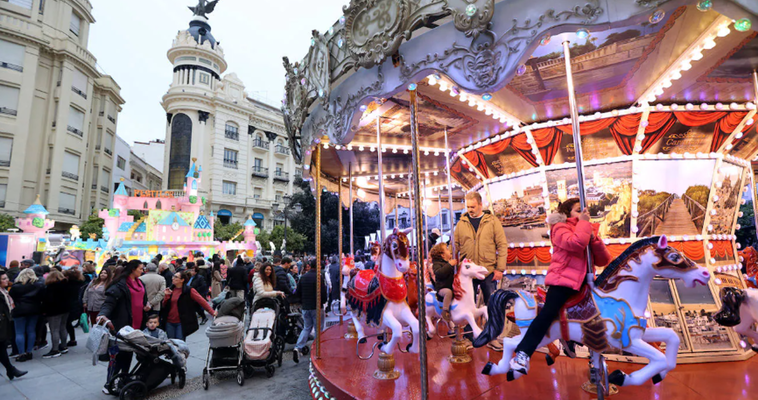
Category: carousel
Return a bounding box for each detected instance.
[282,1,758,399]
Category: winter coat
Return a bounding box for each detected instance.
[454,210,508,274]
[83,281,108,312]
[9,282,45,318]
[0,289,13,342]
[139,272,166,312]
[544,213,612,291]
[160,285,201,338]
[227,265,248,291]
[273,266,293,296]
[66,279,85,317]
[293,270,327,311]
[252,275,278,305]
[211,270,223,299]
[432,256,455,293]
[189,274,208,298]
[98,279,148,331]
[43,281,71,316]
[160,269,174,288]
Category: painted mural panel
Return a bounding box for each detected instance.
[730,124,758,161]
[579,125,624,161]
[649,279,689,351]
[635,160,715,237]
[545,161,632,238]
[643,121,715,155]
[674,280,734,351]
[487,173,547,243]
[710,162,744,235]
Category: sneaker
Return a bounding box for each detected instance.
[102,387,111,395]
[42,350,61,359]
[33,342,48,351]
[487,340,504,352]
[15,353,29,362]
[293,348,300,364]
[200,317,208,325]
[509,351,530,375]
[66,340,77,347]
[59,347,69,354]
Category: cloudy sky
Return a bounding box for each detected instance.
[89,0,346,144]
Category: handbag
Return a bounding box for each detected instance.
[86,318,112,365]
[80,313,90,333]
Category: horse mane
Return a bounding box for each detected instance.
[452,263,464,300]
[594,236,659,288]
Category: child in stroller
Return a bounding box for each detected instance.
[106,326,190,400]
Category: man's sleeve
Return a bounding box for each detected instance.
[494,223,509,272]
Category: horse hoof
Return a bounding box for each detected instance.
[506,370,515,382]
[481,363,493,376]
[652,373,663,385]
[752,345,758,353]
[377,334,384,341]
[377,343,384,352]
[608,370,626,386]
[426,334,433,341]
[358,338,367,344]
[545,354,555,366]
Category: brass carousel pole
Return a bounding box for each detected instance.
[562,40,614,399]
[409,87,430,400]
[345,163,358,339]
[444,127,456,255]
[338,171,343,325]
[314,145,323,360]
[422,178,431,262]
[377,117,387,242]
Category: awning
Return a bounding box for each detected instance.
[217,209,232,217]
[252,212,265,219]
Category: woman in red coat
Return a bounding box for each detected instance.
[509,198,612,375]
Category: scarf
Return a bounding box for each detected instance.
[126,277,145,329]
[0,287,14,310]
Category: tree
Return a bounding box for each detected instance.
[214,221,244,242]
[270,225,306,254]
[80,212,105,240]
[0,213,15,232]
[737,202,757,250]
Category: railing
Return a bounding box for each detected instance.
[104,148,112,156]
[46,168,50,174]
[252,166,268,178]
[67,125,83,137]
[101,186,109,193]
[107,115,116,124]
[223,159,238,169]
[253,194,261,199]
[71,86,87,99]
[682,194,706,226]
[95,145,101,150]
[99,111,104,116]
[253,138,269,150]
[91,184,97,190]
[636,194,675,237]
[0,160,9,167]
[0,107,17,116]
[273,170,289,182]
[0,61,23,72]
[0,201,4,208]
[62,171,79,181]
[58,207,75,215]
[225,128,239,141]
[295,170,302,178]
[275,145,290,155]
[52,121,56,127]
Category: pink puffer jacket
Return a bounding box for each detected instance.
[545,213,612,291]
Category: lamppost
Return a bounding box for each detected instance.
[272,194,302,255]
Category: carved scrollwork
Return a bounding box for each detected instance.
[282,56,308,163]
[444,0,495,38]
[635,0,669,8]
[307,30,331,105]
[343,0,410,69]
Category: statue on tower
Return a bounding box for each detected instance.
[188,0,219,19]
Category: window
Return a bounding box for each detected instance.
[199,58,212,66]
[67,107,85,137]
[225,123,238,140]
[59,192,76,215]
[0,39,24,72]
[101,170,110,191]
[275,191,283,203]
[222,181,237,195]
[223,148,238,169]
[6,0,33,9]
[0,85,20,116]
[70,12,82,36]
[0,137,12,167]
[199,72,210,85]
[91,166,98,188]
[254,187,262,199]
[275,163,284,174]
[0,184,6,207]
[116,156,126,170]
[62,151,80,180]
[176,56,196,62]
[72,69,87,98]
[254,158,262,168]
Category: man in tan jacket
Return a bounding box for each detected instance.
[139,263,166,312]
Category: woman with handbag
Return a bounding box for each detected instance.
[0,271,27,380]
[83,267,111,325]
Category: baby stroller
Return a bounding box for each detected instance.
[242,297,286,377]
[203,297,246,389]
[106,327,190,400]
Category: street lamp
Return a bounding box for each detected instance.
[272,194,302,255]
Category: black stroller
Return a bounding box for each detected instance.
[106,328,189,400]
[241,297,287,377]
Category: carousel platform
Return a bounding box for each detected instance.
[311,323,758,400]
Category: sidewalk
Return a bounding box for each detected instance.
[1,324,312,400]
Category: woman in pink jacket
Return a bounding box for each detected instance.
[509,198,611,375]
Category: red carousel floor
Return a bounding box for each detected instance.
[311,323,758,399]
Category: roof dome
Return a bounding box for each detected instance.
[187,18,216,48]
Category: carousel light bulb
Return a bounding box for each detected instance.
[460,93,468,102]
[434,151,439,156]
[740,340,748,349]
[716,267,722,273]
[439,82,448,91]
[521,269,527,275]
[710,257,716,264]
[747,119,755,126]
[342,178,347,182]
[644,310,651,319]
[716,102,724,110]
[347,145,353,150]
[323,143,329,148]
[661,80,672,88]
[703,37,717,50]
[369,146,375,152]
[681,61,692,71]
[359,146,364,151]
[428,75,438,85]
[476,104,484,111]
[726,144,734,150]
[335,145,341,150]
[511,269,517,274]
[691,51,704,61]
[403,149,409,154]
[392,148,397,154]
[715,278,723,285]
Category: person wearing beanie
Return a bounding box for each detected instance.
[139,262,165,312]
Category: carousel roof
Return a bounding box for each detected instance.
[283,1,758,195]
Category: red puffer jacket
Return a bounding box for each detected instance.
[545,213,612,290]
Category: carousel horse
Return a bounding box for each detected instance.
[424,259,489,338]
[714,287,758,352]
[346,229,421,355]
[405,261,420,315]
[738,247,758,288]
[474,235,711,387]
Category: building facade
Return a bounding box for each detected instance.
[109,134,163,203]
[161,10,301,231]
[0,0,124,229]
[131,139,164,172]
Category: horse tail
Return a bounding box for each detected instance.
[473,289,519,348]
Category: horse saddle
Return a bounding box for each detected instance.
[556,285,607,352]
[348,269,382,310]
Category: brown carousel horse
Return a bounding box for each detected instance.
[739,247,758,288]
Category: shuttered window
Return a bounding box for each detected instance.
[8,0,33,9]
[70,12,82,36]
[68,106,85,134]
[0,137,11,166]
[59,192,76,209]
[62,151,80,176]
[0,40,24,71]
[72,68,88,97]
[0,184,6,205]
[0,85,19,116]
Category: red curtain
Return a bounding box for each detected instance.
[511,133,539,167]
[713,112,747,152]
[531,127,562,165]
[479,137,512,155]
[609,114,642,155]
[463,151,489,179]
[640,113,677,153]
[555,118,615,136]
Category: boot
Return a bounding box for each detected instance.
[8,367,28,380]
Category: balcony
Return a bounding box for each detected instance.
[67,125,84,137]
[91,184,97,190]
[253,138,269,150]
[223,159,238,169]
[95,145,101,151]
[225,128,239,141]
[104,148,112,156]
[0,61,22,72]
[108,115,116,124]
[0,107,17,117]
[58,207,76,215]
[101,186,109,193]
[99,111,104,116]
[71,86,87,99]
[294,170,302,179]
[62,171,79,181]
[273,170,289,182]
[275,145,290,155]
[251,166,268,178]
[0,160,9,167]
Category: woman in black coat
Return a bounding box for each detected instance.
[63,268,86,347]
[41,270,70,358]
[8,269,44,362]
[0,271,27,380]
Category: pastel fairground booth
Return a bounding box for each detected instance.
[283,1,758,399]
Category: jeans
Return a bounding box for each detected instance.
[47,313,69,351]
[472,272,496,306]
[166,322,184,341]
[515,285,578,357]
[14,315,38,353]
[295,309,317,351]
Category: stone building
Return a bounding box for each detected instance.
[0,0,124,230]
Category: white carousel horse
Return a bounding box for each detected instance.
[346,229,420,355]
[425,259,489,338]
[474,235,711,387]
[714,287,758,352]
